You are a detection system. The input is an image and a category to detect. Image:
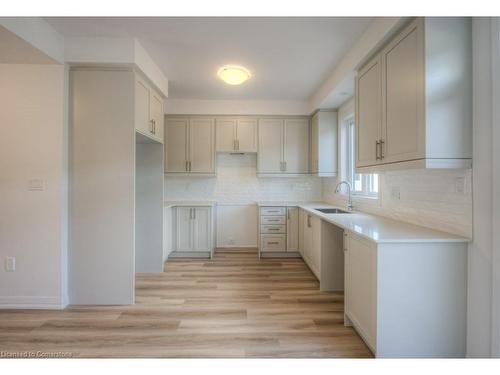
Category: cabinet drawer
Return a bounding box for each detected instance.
[261,224,286,234]
[261,216,286,225]
[260,207,286,216]
[260,235,286,251]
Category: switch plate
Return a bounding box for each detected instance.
[28,179,44,191]
[391,186,401,200]
[5,257,16,272]
[455,177,466,194]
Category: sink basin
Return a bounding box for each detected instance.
[314,208,350,214]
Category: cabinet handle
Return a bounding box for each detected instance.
[287,209,290,220]
[376,140,380,160]
[380,140,385,159]
[283,161,287,171]
[185,161,189,172]
[268,242,279,245]
[193,208,196,220]
[307,215,311,228]
[189,208,193,220]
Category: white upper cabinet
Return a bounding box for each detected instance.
[165,117,215,175]
[236,118,258,152]
[355,17,472,171]
[356,56,381,168]
[189,118,215,173]
[284,119,309,174]
[310,111,337,176]
[135,75,164,144]
[215,118,236,152]
[258,117,310,176]
[165,118,189,173]
[258,119,284,174]
[216,117,258,153]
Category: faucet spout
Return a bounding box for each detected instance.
[335,180,354,211]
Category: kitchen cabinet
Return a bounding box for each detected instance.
[355,17,472,171]
[258,206,301,257]
[216,117,258,152]
[165,117,215,175]
[135,75,164,143]
[286,207,299,252]
[344,231,377,350]
[310,110,338,176]
[258,117,309,176]
[173,206,213,256]
[343,230,467,357]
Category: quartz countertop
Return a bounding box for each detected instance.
[164,200,216,208]
[258,201,469,244]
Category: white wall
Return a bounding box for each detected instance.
[0,64,67,308]
[165,99,310,116]
[466,17,500,358]
[165,153,322,247]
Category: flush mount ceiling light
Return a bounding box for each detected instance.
[217,65,251,85]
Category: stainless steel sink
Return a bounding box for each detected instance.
[314,208,350,214]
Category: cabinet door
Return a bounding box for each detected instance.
[135,78,151,136]
[258,119,284,173]
[165,118,188,173]
[216,118,236,152]
[303,213,313,265]
[311,114,319,172]
[309,215,321,278]
[298,209,305,256]
[236,118,258,152]
[284,119,309,174]
[356,55,381,168]
[189,118,215,173]
[176,207,193,251]
[345,232,377,350]
[286,207,299,252]
[192,207,211,252]
[150,89,164,143]
[382,20,425,164]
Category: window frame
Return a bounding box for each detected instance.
[338,113,379,200]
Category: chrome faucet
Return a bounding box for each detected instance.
[335,181,354,211]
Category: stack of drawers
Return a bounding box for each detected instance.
[259,206,286,252]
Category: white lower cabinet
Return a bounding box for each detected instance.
[258,206,300,257]
[172,206,213,257]
[343,230,467,357]
[344,231,377,351]
[301,211,321,279]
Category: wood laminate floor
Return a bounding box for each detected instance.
[0,249,372,358]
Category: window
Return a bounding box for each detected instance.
[339,116,379,198]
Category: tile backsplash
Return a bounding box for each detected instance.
[322,169,473,238]
[164,153,323,204]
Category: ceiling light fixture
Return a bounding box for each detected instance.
[217,65,251,85]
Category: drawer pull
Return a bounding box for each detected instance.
[268,242,279,245]
[269,228,280,231]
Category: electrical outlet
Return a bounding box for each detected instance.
[455,177,466,194]
[5,257,16,272]
[391,186,401,200]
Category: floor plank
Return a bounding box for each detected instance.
[0,248,372,358]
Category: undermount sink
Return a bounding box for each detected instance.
[314,208,350,214]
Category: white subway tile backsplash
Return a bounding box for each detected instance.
[322,168,472,238]
[164,153,323,205]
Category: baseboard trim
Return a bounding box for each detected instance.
[0,296,65,310]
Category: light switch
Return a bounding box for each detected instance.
[28,179,44,191]
[5,257,16,272]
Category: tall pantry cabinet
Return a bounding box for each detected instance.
[70,67,165,305]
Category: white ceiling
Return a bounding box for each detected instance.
[45,17,372,101]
